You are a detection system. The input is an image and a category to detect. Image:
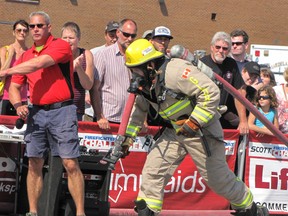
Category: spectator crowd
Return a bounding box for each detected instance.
[0,10,285,216]
[1,15,285,136]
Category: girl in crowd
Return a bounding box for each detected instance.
[248,85,279,137]
[0,19,29,115]
[260,67,276,87]
[273,68,288,133]
[61,21,94,121]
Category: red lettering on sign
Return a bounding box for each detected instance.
[255,165,288,190]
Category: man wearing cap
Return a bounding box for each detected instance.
[146,26,174,126]
[241,61,263,101]
[150,26,173,55]
[90,21,119,55]
[85,21,119,121]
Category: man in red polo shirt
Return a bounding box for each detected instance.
[0,11,85,216]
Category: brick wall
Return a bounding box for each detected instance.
[1,0,288,54]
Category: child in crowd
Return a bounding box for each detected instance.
[248,85,279,137]
[260,67,276,87]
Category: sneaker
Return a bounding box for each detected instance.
[231,202,269,216]
[25,213,38,216]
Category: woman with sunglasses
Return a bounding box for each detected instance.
[248,85,279,137]
[61,21,94,121]
[0,19,29,115]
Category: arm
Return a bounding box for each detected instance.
[235,87,249,135]
[0,45,15,70]
[9,81,28,118]
[89,78,109,129]
[0,54,55,78]
[274,109,279,129]
[74,49,94,90]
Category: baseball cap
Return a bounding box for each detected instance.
[244,61,260,75]
[142,30,153,39]
[152,26,173,39]
[105,21,119,32]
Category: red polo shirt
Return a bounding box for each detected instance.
[12,35,74,105]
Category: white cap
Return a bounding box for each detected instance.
[152,26,173,39]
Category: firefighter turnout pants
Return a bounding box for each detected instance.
[136,121,252,213]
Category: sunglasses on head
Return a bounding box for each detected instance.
[232,42,245,46]
[16,28,28,33]
[29,24,46,29]
[214,45,229,51]
[120,29,137,39]
[258,95,270,100]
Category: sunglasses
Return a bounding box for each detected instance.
[120,29,137,39]
[232,42,245,46]
[214,45,229,51]
[16,28,28,33]
[29,24,46,29]
[258,95,270,100]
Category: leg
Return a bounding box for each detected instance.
[62,158,85,216]
[183,121,268,215]
[48,105,84,214]
[136,128,187,213]
[26,157,44,214]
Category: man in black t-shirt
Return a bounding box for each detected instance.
[198,31,249,135]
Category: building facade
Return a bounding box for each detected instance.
[0,0,288,54]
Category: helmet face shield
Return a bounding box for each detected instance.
[125,39,164,67]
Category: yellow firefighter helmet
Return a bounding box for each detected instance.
[125,39,164,67]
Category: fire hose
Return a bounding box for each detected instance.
[101,93,136,170]
[213,73,288,145]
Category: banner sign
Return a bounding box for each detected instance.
[245,131,288,215]
[0,117,239,212]
[78,127,239,210]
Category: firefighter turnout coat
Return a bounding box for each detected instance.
[125,58,253,213]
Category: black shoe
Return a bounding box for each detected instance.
[231,202,269,216]
[134,199,155,216]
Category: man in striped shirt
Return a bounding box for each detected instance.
[90,18,137,129]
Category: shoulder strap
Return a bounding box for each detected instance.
[79,47,85,55]
[158,58,170,87]
[158,58,186,101]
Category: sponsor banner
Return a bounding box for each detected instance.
[77,127,239,210]
[0,117,239,211]
[246,131,288,214]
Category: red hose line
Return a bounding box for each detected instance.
[118,93,136,135]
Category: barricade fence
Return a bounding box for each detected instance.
[0,116,287,214]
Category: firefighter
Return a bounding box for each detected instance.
[120,39,269,216]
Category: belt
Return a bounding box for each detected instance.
[33,100,73,111]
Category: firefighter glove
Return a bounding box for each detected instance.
[120,136,134,158]
[176,117,200,138]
